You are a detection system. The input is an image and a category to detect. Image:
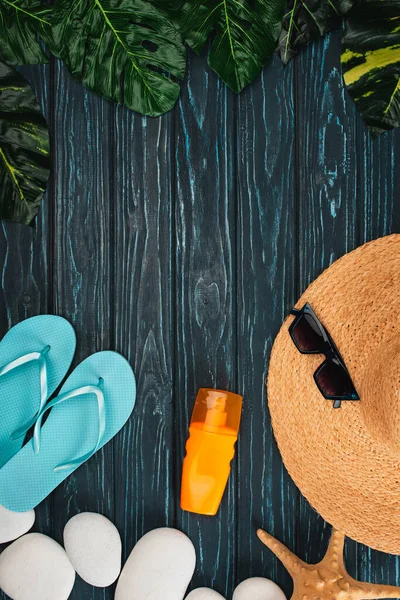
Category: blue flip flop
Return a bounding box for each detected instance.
[0,316,76,469]
[0,351,136,512]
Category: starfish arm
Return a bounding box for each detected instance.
[257,528,306,576]
[350,579,400,600]
[321,528,346,568]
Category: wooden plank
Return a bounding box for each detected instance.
[236,54,298,598]
[295,30,360,571]
[360,129,400,241]
[0,63,51,599]
[174,51,236,598]
[112,105,175,562]
[51,61,113,600]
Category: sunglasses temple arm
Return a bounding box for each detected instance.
[290,308,301,316]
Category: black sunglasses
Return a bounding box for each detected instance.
[289,303,359,408]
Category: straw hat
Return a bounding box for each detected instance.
[268,234,400,554]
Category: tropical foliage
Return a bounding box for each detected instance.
[163,0,286,93]
[0,0,52,65]
[0,0,399,224]
[50,0,186,116]
[0,62,50,224]
[341,0,400,133]
[0,0,399,125]
[278,0,353,64]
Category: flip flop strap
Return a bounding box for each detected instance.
[4,345,51,441]
[33,378,106,472]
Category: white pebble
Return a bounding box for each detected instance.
[0,504,35,544]
[0,533,75,600]
[186,588,226,599]
[115,527,196,600]
[63,512,121,587]
[233,578,287,600]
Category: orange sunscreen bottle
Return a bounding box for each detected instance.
[181,388,242,516]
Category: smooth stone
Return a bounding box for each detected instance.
[233,578,287,600]
[63,512,121,587]
[0,504,35,544]
[0,533,75,600]
[186,589,226,599]
[115,527,196,600]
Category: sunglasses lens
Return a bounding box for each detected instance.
[315,360,356,399]
[291,314,324,352]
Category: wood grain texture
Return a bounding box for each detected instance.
[1,32,400,600]
[174,50,237,597]
[236,54,297,598]
[112,104,175,562]
[51,60,113,599]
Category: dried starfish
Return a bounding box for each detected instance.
[257,528,400,600]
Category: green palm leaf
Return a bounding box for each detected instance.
[279,0,353,64]
[50,0,186,117]
[341,0,400,132]
[0,0,52,66]
[0,62,50,224]
[164,0,286,93]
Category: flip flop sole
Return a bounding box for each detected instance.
[0,316,76,468]
[0,351,136,512]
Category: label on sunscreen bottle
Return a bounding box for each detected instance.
[180,388,243,516]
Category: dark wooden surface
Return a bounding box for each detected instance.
[1,31,400,599]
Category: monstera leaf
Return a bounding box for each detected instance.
[341,0,400,132]
[164,0,286,93]
[0,62,50,224]
[0,0,52,66]
[50,0,186,117]
[278,0,353,64]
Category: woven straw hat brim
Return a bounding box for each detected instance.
[268,234,400,554]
